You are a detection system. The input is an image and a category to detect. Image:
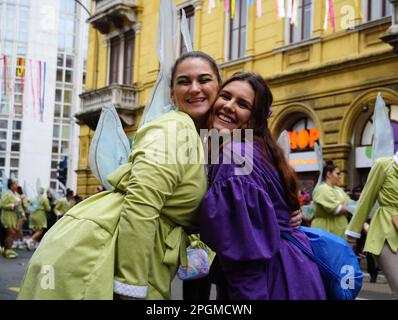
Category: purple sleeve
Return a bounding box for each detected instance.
[200,173,281,263]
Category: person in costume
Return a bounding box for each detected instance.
[54,189,75,219]
[18,51,220,300]
[19,51,302,300]
[345,152,398,297]
[1,179,23,259]
[25,187,51,250]
[311,160,351,238]
[200,72,326,300]
[14,186,29,249]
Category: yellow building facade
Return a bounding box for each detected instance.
[77,0,398,197]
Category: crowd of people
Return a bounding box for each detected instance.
[0,180,81,259]
[0,50,396,300]
[298,156,398,294]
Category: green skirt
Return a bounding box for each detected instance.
[29,211,48,229]
[1,211,18,229]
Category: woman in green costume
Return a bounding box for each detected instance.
[18,51,221,300]
[345,153,398,297]
[311,160,351,238]
[1,179,23,259]
[26,187,51,251]
[19,51,303,300]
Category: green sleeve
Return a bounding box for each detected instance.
[313,184,341,214]
[346,158,388,236]
[113,118,189,298]
[1,192,16,210]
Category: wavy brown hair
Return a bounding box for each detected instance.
[220,72,300,211]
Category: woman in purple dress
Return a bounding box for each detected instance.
[200,72,326,300]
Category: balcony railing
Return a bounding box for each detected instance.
[76,84,138,129]
[87,0,138,34]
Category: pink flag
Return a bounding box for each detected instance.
[257,0,262,17]
[224,0,230,13]
[328,0,335,32]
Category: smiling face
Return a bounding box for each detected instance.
[171,58,219,126]
[211,80,254,132]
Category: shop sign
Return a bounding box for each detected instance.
[355,146,373,168]
[289,151,319,172]
[288,128,319,151]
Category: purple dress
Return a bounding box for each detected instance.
[200,141,326,300]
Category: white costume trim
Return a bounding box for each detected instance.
[345,229,361,239]
[113,280,147,298]
[394,151,398,165]
[334,204,342,215]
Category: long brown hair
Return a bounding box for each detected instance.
[220,72,300,211]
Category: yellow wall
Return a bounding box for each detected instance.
[78,0,398,196]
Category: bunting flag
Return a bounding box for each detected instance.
[291,0,298,25]
[286,0,292,19]
[208,0,216,14]
[213,0,263,18]
[324,0,329,31]
[354,0,363,19]
[328,0,336,32]
[231,0,236,19]
[41,61,46,121]
[256,0,262,17]
[277,0,286,18]
[29,59,36,118]
[224,0,230,13]
[16,57,26,111]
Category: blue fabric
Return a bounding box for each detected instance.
[282,226,363,300]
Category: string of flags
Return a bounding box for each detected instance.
[208,0,364,31]
[0,55,47,121]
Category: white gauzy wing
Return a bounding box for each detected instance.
[180,8,193,52]
[89,104,131,190]
[368,93,394,218]
[138,0,178,128]
[372,92,394,161]
[2,173,8,193]
[23,181,36,200]
[277,130,290,161]
[314,142,323,188]
[48,188,62,201]
[35,178,42,195]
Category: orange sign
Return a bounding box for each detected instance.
[288,128,319,150]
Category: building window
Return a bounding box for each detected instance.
[228,0,247,60]
[123,31,135,85]
[179,5,195,54]
[108,30,135,85]
[109,36,121,84]
[289,0,312,44]
[367,0,392,21]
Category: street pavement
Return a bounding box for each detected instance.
[0,249,395,300]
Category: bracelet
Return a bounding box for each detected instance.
[346,238,357,244]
